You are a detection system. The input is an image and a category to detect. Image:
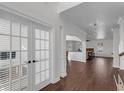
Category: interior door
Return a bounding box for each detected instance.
[0,9,51,91]
[0,16,31,91]
[32,25,50,90]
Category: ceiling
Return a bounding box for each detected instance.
[61,2,124,40]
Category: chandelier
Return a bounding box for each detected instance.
[88,16,105,33]
[89,20,105,33]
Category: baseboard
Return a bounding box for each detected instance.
[51,77,60,84]
[113,65,119,68]
[71,60,86,63]
[95,56,113,59]
[61,72,67,78]
[120,67,124,70]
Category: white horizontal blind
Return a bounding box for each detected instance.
[0,18,10,35]
[0,18,10,91]
[11,80,20,91]
[0,15,29,91]
[0,68,10,88]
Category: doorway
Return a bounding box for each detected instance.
[0,9,50,91]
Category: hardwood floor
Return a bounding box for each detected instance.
[41,57,117,91]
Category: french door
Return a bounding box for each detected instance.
[0,10,50,91]
[31,24,50,90]
[0,16,30,91]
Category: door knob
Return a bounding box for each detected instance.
[28,61,31,64]
[32,60,35,63]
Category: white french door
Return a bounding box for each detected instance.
[31,24,50,90]
[0,9,51,91]
[0,16,31,91]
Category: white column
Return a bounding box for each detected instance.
[119,17,124,69]
[60,26,67,78]
[113,26,119,68]
[50,28,56,83]
[119,18,124,54]
[82,40,86,62]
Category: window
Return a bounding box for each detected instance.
[97,42,103,52]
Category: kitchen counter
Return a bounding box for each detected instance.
[68,52,83,62]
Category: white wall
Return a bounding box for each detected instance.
[0,2,60,26]
[86,39,113,57]
[60,14,87,63]
[59,16,87,77]
[57,2,81,13]
[119,17,124,54]
[60,15,86,41]
[118,17,124,69]
[113,26,119,68]
[66,41,82,52]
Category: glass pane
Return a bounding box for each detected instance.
[45,41,49,49]
[35,51,40,61]
[11,80,20,91]
[41,31,45,39]
[21,78,27,90]
[46,60,49,69]
[45,32,49,40]
[12,37,20,50]
[45,51,49,59]
[21,52,27,64]
[21,38,27,50]
[41,51,45,60]
[41,61,45,71]
[41,40,45,49]
[45,70,49,80]
[35,40,40,50]
[21,65,28,77]
[0,35,10,51]
[12,22,20,36]
[35,73,40,85]
[0,18,10,35]
[11,66,20,81]
[21,25,28,37]
[0,68,10,89]
[41,71,45,82]
[0,51,10,68]
[35,29,40,39]
[35,62,40,73]
[0,83,9,91]
[11,52,20,66]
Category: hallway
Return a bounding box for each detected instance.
[1,2,124,91]
[42,58,117,91]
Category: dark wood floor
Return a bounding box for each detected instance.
[41,57,117,91]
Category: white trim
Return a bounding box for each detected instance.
[60,26,67,79]
[113,65,119,68]
[49,28,56,84]
[51,77,60,84]
[49,28,60,84]
[36,80,50,91]
[61,72,67,78]
[120,67,124,70]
